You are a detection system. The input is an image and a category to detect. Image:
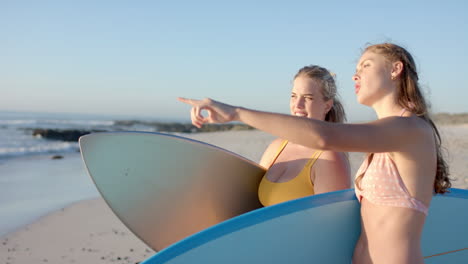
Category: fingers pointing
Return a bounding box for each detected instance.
[177,97,199,106]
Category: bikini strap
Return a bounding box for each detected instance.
[300,150,323,186]
[399,108,407,116]
[268,140,288,168]
[304,150,323,168]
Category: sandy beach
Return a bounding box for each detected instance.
[1,126,467,264]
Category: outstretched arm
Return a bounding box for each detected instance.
[178,97,330,148]
[178,97,429,153]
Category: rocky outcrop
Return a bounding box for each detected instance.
[51,155,64,160]
[31,123,254,142]
[113,121,254,133]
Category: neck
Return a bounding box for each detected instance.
[371,95,405,119]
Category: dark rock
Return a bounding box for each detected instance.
[51,155,64,160]
[30,122,255,143]
[32,129,103,142]
[113,120,254,133]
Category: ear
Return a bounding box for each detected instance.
[391,61,404,78]
[324,99,333,115]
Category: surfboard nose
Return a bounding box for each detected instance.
[79,131,265,250]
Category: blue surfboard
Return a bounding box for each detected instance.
[141,188,468,264]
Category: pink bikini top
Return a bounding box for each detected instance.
[354,109,429,215]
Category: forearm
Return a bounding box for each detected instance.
[182,97,417,153]
[235,107,330,149]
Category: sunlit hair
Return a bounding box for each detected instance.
[355,43,451,194]
[294,65,346,123]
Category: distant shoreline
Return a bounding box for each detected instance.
[30,123,255,142]
[27,113,468,142]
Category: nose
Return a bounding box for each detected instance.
[294,96,305,108]
[352,74,359,82]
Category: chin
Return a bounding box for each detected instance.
[356,95,371,107]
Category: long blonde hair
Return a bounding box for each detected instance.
[294,65,346,123]
[355,43,451,194]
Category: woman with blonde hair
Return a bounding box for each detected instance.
[178,43,450,263]
[258,65,350,206]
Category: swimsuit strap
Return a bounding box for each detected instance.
[268,140,288,168]
[399,108,407,116]
[268,140,322,170]
[304,150,323,168]
[301,150,323,184]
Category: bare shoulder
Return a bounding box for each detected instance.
[313,150,352,192]
[413,116,436,136]
[258,138,285,168]
[392,116,437,162]
[318,150,349,164]
[394,113,430,129]
[338,115,435,153]
[386,114,432,136]
[397,115,436,151]
[264,138,285,154]
[315,150,351,177]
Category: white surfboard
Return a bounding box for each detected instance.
[141,188,468,264]
[79,132,266,251]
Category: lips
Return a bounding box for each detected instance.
[294,112,307,117]
[355,84,360,94]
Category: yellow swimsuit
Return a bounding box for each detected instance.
[258,140,323,206]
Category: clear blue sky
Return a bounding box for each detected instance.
[1,0,467,121]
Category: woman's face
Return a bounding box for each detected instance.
[352,51,394,106]
[290,76,332,120]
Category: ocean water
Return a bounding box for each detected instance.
[0,111,162,161]
[0,111,165,236]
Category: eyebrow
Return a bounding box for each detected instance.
[356,58,373,71]
[292,92,315,97]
